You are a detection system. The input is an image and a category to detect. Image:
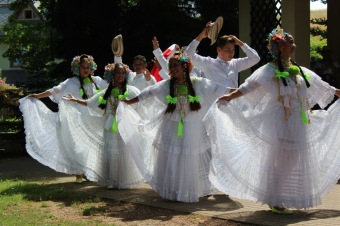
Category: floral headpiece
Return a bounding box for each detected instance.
[171,51,193,70]
[103,63,129,83]
[267,28,290,58]
[71,54,97,75]
[103,63,115,82]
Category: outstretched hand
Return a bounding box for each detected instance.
[63,94,76,102]
[217,94,233,103]
[120,98,131,105]
[152,36,159,50]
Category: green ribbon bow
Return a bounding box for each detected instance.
[98,96,107,104]
[275,69,289,79]
[118,91,129,100]
[287,65,300,76]
[188,95,200,103]
[83,77,91,85]
[166,95,178,104]
[177,118,183,137]
[111,88,120,97]
[79,89,84,97]
[177,85,188,96]
[111,116,118,133]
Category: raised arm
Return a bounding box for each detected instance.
[195,21,211,42]
[152,36,169,71]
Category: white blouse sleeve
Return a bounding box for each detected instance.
[47,78,77,103]
[153,48,169,72]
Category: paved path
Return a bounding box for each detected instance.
[1,156,340,226]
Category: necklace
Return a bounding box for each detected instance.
[175,82,188,118]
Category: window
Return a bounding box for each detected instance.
[10,59,21,68]
[24,10,33,19]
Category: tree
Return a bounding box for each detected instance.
[0,0,65,93]
[1,20,51,74]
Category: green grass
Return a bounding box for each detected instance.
[0,177,112,225]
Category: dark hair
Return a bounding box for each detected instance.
[216,35,236,48]
[98,63,128,109]
[165,56,201,114]
[133,55,147,64]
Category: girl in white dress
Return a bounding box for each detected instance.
[65,63,145,189]
[19,54,108,182]
[119,54,229,202]
[203,29,340,214]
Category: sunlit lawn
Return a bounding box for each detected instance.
[0,177,112,226]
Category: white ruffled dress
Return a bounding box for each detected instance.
[19,76,108,176]
[57,85,145,188]
[118,77,229,202]
[203,63,340,209]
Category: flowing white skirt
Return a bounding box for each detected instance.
[20,97,145,188]
[58,99,145,188]
[203,99,340,209]
[118,103,216,202]
[19,97,81,174]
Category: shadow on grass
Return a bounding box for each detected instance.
[0,178,100,206]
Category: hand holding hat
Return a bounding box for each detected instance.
[207,16,223,45]
[111,34,124,56]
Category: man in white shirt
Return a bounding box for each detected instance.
[128,55,156,91]
[186,23,260,88]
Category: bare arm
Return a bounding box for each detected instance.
[121,96,139,105]
[217,89,243,102]
[64,94,87,106]
[28,90,52,99]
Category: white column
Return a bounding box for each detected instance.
[282,0,310,68]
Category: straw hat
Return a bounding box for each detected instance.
[111,34,124,56]
[207,16,223,45]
